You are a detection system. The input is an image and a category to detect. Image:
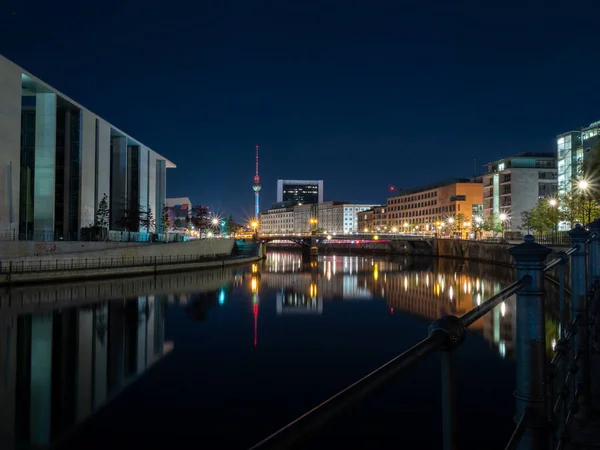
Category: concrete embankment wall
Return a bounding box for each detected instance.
[1,239,235,265]
[0,253,260,287]
[0,240,149,259]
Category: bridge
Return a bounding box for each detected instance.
[249,221,600,450]
[258,232,433,261]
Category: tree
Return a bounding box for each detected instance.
[189,205,211,232]
[162,206,171,233]
[518,199,556,233]
[95,193,110,228]
[558,191,600,227]
[482,213,504,237]
[581,141,600,200]
[139,207,156,232]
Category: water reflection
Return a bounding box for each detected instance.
[262,252,518,357]
[0,297,170,450]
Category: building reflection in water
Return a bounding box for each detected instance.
[261,252,517,358]
[0,296,171,450]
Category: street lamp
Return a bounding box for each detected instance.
[309,217,318,234]
[391,226,398,233]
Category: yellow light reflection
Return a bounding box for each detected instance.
[251,276,258,294]
[373,263,379,281]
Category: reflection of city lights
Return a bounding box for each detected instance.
[373,263,379,281]
[552,339,556,350]
[500,302,506,317]
[477,293,481,305]
[251,276,258,293]
[404,276,408,291]
[219,289,226,305]
[309,283,318,298]
[499,341,506,358]
[449,286,454,301]
[252,264,258,273]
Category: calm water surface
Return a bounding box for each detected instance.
[0,251,559,449]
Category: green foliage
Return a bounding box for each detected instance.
[581,141,600,199]
[189,205,211,231]
[558,191,600,227]
[95,193,110,228]
[519,199,557,233]
[139,207,156,232]
[482,213,504,236]
[162,206,171,233]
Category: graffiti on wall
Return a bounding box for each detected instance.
[35,243,58,256]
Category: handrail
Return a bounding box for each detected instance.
[247,332,447,450]
[504,408,531,450]
[460,276,530,327]
[544,246,577,272]
[248,275,533,450]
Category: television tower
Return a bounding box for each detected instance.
[252,145,261,220]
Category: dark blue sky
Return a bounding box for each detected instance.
[2,0,600,221]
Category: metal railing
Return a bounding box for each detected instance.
[248,223,600,450]
[0,248,259,276]
[0,228,187,243]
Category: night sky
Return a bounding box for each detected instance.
[2,1,600,221]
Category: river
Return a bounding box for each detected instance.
[0,250,561,449]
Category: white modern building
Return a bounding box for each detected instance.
[483,153,557,231]
[556,119,600,198]
[276,179,323,205]
[0,54,174,240]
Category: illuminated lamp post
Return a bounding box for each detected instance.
[251,220,259,240]
[499,213,508,240]
[309,217,318,234]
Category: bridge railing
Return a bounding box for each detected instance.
[248,222,600,450]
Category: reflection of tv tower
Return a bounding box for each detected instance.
[252,145,261,220]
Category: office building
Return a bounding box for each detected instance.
[276,179,323,205]
[0,54,174,240]
[556,119,600,198]
[483,153,557,231]
[357,208,375,232]
[386,179,483,233]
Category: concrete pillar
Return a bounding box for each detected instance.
[0,317,17,449]
[0,57,22,232]
[34,93,57,239]
[93,304,108,408]
[96,119,111,212]
[79,110,96,228]
[568,224,592,415]
[155,159,166,233]
[508,235,551,450]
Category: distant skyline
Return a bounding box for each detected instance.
[3,1,600,221]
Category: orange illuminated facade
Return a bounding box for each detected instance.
[385,179,483,233]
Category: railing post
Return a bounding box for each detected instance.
[428,315,466,450]
[508,235,552,450]
[567,224,592,417]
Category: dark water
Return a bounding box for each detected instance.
[0,251,559,449]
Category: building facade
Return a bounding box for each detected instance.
[259,206,295,234]
[0,55,174,240]
[483,153,557,231]
[556,119,600,198]
[357,208,374,232]
[385,179,483,233]
[261,201,377,234]
[166,197,192,229]
[276,179,324,205]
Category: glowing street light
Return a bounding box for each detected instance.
[212,217,219,226]
[499,213,507,221]
[548,198,557,207]
[578,179,589,191]
[391,226,398,233]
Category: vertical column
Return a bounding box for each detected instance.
[96,119,111,214]
[34,93,57,239]
[0,58,22,232]
[155,159,166,233]
[568,224,592,416]
[110,136,127,229]
[588,219,600,354]
[79,110,96,229]
[508,235,551,450]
